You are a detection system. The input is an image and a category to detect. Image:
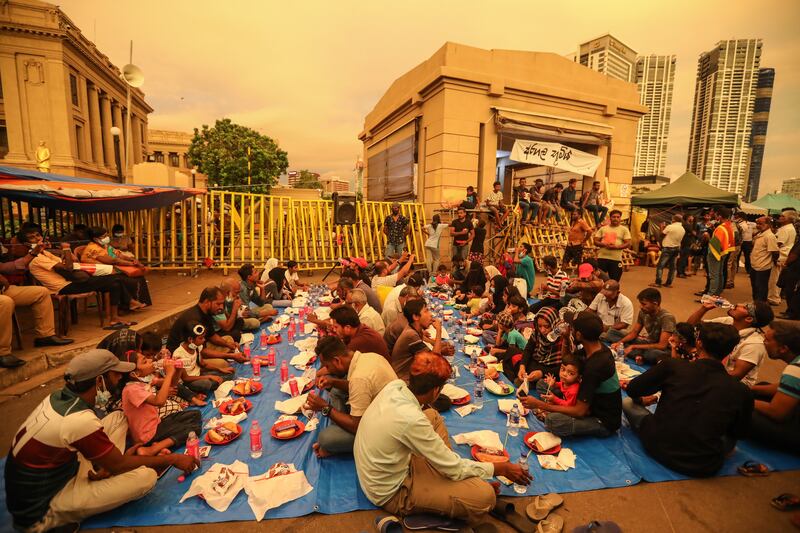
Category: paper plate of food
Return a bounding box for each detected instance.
[466,327,483,336]
[270,419,306,440]
[232,379,263,396]
[219,397,252,415]
[524,431,562,455]
[451,394,471,406]
[265,334,282,345]
[204,422,242,445]
[484,379,515,396]
[471,446,510,463]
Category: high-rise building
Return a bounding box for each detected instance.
[577,34,637,82]
[633,55,676,177]
[744,68,775,201]
[687,39,762,196]
[320,176,350,193]
[781,178,800,200]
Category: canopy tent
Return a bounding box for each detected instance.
[0,166,204,213]
[750,193,800,215]
[630,171,739,207]
[739,202,768,216]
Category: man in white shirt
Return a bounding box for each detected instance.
[354,352,531,525]
[769,210,798,305]
[284,260,307,293]
[686,300,774,387]
[589,280,634,338]
[372,253,415,288]
[348,288,385,335]
[382,273,424,327]
[653,215,686,288]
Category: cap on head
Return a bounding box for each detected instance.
[578,263,594,278]
[496,310,515,328]
[349,257,368,269]
[64,348,135,384]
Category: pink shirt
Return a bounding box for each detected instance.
[122,381,159,444]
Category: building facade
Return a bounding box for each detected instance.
[633,55,676,177]
[577,34,637,83]
[781,178,800,200]
[744,67,774,202]
[360,42,646,219]
[687,39,762,196]
[136,129,205,188]
[0,0,152,181]
[320,176,350,193]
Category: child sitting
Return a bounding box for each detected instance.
[538,352,583,407]
[434,264,452,288]
[669,322,698,362]
[172,323,229,395]
[489,311,528,361]
[465,285,486,316]
[140,332,207,407]
[121,352,202,456]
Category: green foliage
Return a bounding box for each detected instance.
[188,118,288,193]
[293,169,322,190]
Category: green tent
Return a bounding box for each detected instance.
[750,193,800,215]
[630,171,739,207]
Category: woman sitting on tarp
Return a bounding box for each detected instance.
[80,226,152,309]
[259,258,294,307]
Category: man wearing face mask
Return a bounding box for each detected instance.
[383,202,410,258]
[4,349,198,532]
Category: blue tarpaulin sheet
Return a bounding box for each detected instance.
[0,303,797,530]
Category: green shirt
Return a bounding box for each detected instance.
[516,255,535,294]
[503,329,528,350]
[596,225,631,261]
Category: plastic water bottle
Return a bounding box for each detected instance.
[477,364,485,383]
[280,360,289,384]
[186,431,200,461]
[159,336,171,360]
[547,321,565,342]
[470,350,478,373]
[249,421,263,459]
[252,357,261,381]
[260,330,268,348]
[473,379,484,408]
[615,344,625,363]
[508,404,520,437]
[446,356,456,384]
[700,294,734,309]
[513,452,528,494]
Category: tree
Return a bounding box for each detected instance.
[187,118,288,193]
[293,169,322,190]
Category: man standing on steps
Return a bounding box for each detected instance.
[593,210,631,282]
[450,207,473,263]
[652,214,685,288]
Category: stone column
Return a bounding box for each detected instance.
[87,85,104,167]
[111,101,125,168]
[132,114,143,163]
[100,93,115,168]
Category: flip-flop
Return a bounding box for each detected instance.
[536,514,564,533]
[526,493,564,521]
[490,498,535,532]
[103,322,128,330]
[772,493,800,511]
[403,513,465,531]
[375,515,402,533]
[571,521,622,533]
[737,460,770,477]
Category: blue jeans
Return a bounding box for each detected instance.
[529,201,540,222]
[622,397,651,430]
[544,412,613,438]
[385,242,405,258]
[707,252,724,296]
[518,201,531,222]
[316,388,354,454]
[655,246,680,285]
[605,329,670,364]
[586,204,608,225]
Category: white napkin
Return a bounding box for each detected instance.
[318,295,333,304]
[314,307,331,320]
[527,431,562,452]
[466,327,483,336]
[425,325,450,340]
[286,305,301,314]
[537,448,576,471]
[280,376,311,395]
[204,413,247,429]
[464,334,480,344]
[463,345,482,356]
[455,404,481,417]
[443,309,453,316]
[294,337,318,351]
[239,333,255,346]
[214,380,235,400]
[275,393,309,414]
[304,416,319,432]
[484,379,513,395]
[479,354,497,364]
[277,315,291,326]
[180,460,249,512]
[441,383,469,400]
[615,361,642,379]
[290,351,315,368]
[497,399,528,415]
[518,378,530,397]
[304,323,317,335]
[268,323,282,333]
[452,430,503,451]
[245,465,314,521]
[211,396,232,408]
[508,414,529,429]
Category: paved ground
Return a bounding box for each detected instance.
[2,265,798,533]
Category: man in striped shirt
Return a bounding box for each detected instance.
[749,321,800,454]
[530,255,569,314]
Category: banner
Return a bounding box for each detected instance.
[510,140,602,177]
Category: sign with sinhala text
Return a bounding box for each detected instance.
[510,140,602,177]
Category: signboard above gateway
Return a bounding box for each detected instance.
[509,140,602,177]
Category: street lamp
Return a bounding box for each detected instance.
[190,167,197,188]
[110,126,123,182]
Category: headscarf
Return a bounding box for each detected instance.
[485,265,501,280]
[261,258,279,283]
[461,262,487,294]
[529,306,562,367]
[491,275,509,313]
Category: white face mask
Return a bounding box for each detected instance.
[99,236,111,246]
[113,232,124,238]
[95,376,112,410]
[188,342,198,351]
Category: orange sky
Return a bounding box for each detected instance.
[61,0,800,196]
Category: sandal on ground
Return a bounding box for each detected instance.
[536,514,564,533]
[526,493,564,521]
[490,498,535,532]
[737,460,770,477]
[375,515,402,533]
[571,521,622,533]
[403,513,465,531]
[772,493,800,511]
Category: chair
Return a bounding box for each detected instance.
[11,311,23,350]
[29,277,105,336]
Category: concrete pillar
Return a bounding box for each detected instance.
[0,53,26,160]
[111,101,125,168]
[100,93,115,168]
[87,85,104,167]
[132,114,143,163]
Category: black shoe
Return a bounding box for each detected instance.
[0,355,25,368]
[34,336,75,347]
[694,291,705,296]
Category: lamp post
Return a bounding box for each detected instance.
[110,126,123,182]
[191,168,197,188]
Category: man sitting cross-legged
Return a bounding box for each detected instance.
[304,336,397,457]
[354,351,531,525]
[622,322,753,477]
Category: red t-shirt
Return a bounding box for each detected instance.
[348,324,389,359]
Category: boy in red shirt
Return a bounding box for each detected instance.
[539,353,583,407]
